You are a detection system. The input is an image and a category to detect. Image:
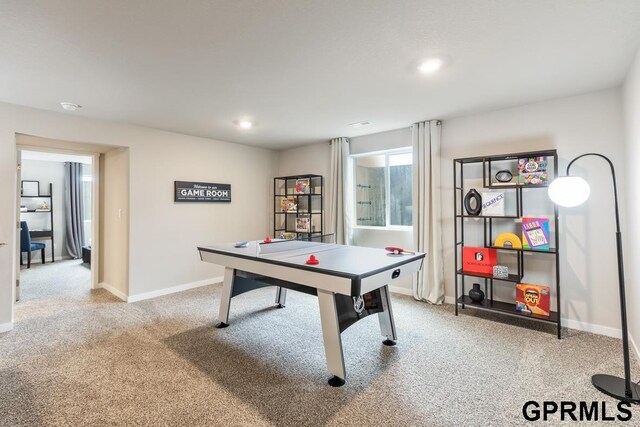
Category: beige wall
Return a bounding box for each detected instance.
[622,47,640,357]
[101,148,130,296]
[441,89,626,336]
[277,142,332,237]
[277,142,331,179]
[0,102,277,328]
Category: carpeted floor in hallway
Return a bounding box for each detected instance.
[1,259,638,426]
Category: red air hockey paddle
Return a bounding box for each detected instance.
[385,246,416,255]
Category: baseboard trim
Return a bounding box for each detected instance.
[126,277,224,303]
[388,285,413,296]
[631,335,640,364]
[99,282,127,302]
[0,322,14,333]
[561,318,621,339]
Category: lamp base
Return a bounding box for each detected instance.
[592,374,640,404]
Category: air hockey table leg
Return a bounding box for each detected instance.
[378,285,398,346]
[274,286,287,308]
[317,289,346,387]
[216,267,235,328]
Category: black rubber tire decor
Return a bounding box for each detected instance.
[464,188,482,216]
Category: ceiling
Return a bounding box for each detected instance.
[2,1,640,150]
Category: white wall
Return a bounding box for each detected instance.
[442,89,626,336]
[20,159,67,261]
[350,127,412,155]
[622,47,640,356]
[0,102,277,328]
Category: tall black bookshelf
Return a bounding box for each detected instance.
[20,182,55,263]
[453,149,561,338]
[273,174,323,240]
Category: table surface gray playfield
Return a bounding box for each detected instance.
[198,240,425,278]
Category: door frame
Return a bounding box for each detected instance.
[15,144,101,290]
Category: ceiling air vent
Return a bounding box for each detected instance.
[349,121,372,128]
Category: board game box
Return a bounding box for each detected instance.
[515,283,550,317]
[518,156,548,185]
[521,217,550,250]
[462,247,497,275]
[280,197,297,212]
[295,178,311,194]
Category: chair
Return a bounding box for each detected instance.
[20,221,46,268]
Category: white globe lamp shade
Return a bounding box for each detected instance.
[548,176,591,207]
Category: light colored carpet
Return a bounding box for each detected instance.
[1,260,639,426]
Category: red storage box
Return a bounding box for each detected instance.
[462,247,497,274]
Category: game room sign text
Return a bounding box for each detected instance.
[174,181,231,202]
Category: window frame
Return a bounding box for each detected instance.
[351,147,413,230]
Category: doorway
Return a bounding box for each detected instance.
[15,146,100,309]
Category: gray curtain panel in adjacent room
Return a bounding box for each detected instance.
[65,162,85,259]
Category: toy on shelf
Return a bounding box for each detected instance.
[492,265,509,279]
[494,232,522,249]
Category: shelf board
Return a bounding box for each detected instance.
[275,211,322,214]
[457,296,558,324]
[21,210,51,213]
[454,149,558,164]
[21,195,52,198]
[456,215,519,219]
[487,245,557,254]
[456,270,522,283]
[484,183,549,189]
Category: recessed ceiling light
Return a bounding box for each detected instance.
[238,120,253,129]
[349,121,372,128]
[60,102,81,111]
[418,58,443,73]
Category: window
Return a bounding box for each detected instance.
[353,149,412,227]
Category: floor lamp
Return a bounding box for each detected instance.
[548,153,639,404]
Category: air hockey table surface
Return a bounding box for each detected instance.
[198,239,425,386]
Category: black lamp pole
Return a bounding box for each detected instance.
[565,153,638,403]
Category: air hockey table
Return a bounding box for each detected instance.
[198,239,425,386]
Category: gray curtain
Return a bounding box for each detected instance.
[65,162,85,258]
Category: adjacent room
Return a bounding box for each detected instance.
[17,150,94,306]
[1,1,640,425]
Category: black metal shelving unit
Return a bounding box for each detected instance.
[20,182,55,263]
[273,174,323,240]
[453,149,561,338]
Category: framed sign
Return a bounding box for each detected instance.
[21,180,39,197]
[175,181,231,203]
